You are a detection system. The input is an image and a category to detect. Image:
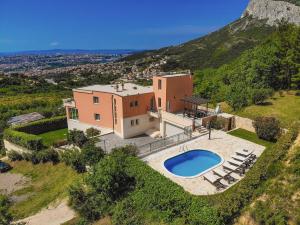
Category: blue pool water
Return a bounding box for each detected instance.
[164,150,222,177]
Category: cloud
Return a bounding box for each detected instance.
[50,41,59,47]
[131,25,219,36]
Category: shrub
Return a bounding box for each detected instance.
[15,116,67,135]
[36,148,59,164]
[53,139,68,148]
[295,91,300,96]
[7,150,23,161]
[251,88,273,105]
[210,117,226,130]
[111,145,139,157]
[0,194,12,225]
[81,141,105,166]
[86,127,100,138]
[68,130,88,147]
[253,117,281,141]
[60,149,86,173]
[3,128,43,151]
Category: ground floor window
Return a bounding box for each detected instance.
[69,108,79,120]
[94,113,101,121]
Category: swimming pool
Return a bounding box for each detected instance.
[164,150,223,178]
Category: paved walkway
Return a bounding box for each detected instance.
[143,130,265,195]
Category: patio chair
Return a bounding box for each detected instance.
[228,158,248,168]
[213,168,236,184]
[223,162,245,176]
[203,172,226,190]
[235,149,253,157]
[232,154,256,166]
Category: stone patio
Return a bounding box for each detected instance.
[97,133,156,153]
[143,130,265,195]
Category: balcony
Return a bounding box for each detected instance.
[148,110,161,119]
[63,98,75,108]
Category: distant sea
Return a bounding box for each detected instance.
[0,49,145,56]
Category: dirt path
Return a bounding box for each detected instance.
[17,200,76,225]
[0,172,29,195]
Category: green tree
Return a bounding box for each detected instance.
[81,141,105,166]
[0,195,12,225]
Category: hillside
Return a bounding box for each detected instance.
[124,0,300,71]
[124,17,274,71]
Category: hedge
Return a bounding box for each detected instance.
[4,128,43,151]
[212,122,300,224]
[15,116,67,135]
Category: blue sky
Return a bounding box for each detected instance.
[0,0,249,52]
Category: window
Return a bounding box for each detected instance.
[130,102,134,107]
[131,120,135,126]
[158,79,162,90]
[94,113,100,121]
[136,119,139,125]
[135,100,138,106]
[69,108,79,120]
[158,97,162,107]
[93,96,99,104]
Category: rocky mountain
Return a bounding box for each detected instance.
[124,0,300,72]
[242,0,300,26]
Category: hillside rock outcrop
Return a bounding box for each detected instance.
[242,0,300,25]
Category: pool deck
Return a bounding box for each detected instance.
[143,130,265,195]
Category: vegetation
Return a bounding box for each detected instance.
[37,128,68,147]
[222,91,300,128]
[0,195,12,225]
[9,161,80,219]
[253,117,281,141]
[194,23,300,110]
[67,129,88,147]
[68,124,299,225]
[228,128,275,148]
[124,17,274,71]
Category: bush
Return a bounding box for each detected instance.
[111,145,139,157]
[4,128,44,151]
[210,117,226,130]
[295,91,300,96]
[7,150,23,161]
[36,148,59,164]
[53,139,68,148]
[68,130,88,147]
[0,194,12,225]
[251,88,273,105]
[81,141,105,166]
[86,127,100,138]
[60,149,86,173]
[253,117,281,141]
[15,116,67,135]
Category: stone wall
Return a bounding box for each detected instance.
[233,116,256,132]
[4,140,32,154]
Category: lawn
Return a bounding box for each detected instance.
[38,128,68,146]
[9,161,80,219]
[228,128,275,148]
[221,91,300,128]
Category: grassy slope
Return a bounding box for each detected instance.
[222,92,300,128]
[38,128,68,147]
[228,128,275,148]
[9,161,80,219]
[124,17,274,71]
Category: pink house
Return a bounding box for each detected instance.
[64,72,198,139]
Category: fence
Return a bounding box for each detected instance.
[137,130,193,157]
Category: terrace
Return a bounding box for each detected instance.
[143,130,266,195]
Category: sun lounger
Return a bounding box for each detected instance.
[223,162,245,175]
[213,168,236,183]
[232,154,256,165]
[235,149,253,157]
[203,172,226,190]
[228,159,246,167]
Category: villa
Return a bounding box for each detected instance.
[64,71,215,140]
[63,71,266,195]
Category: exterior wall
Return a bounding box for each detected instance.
[153,74,193,113]
[122,93,154,118]
[234,116,255,132]
[121,114,158,138]
[73,90,114,130]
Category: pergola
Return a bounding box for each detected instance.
[181,95,210,119]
